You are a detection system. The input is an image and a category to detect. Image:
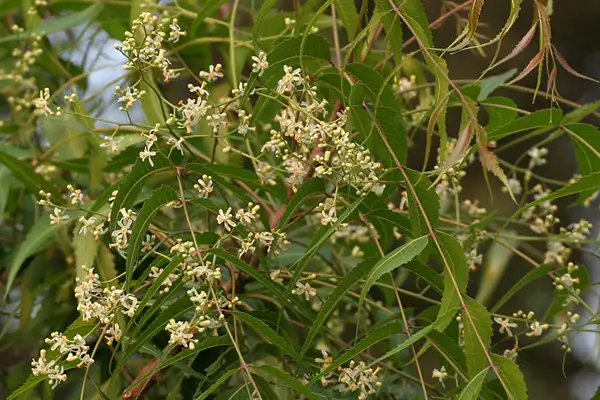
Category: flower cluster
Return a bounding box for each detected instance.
[31,332,94,390]
[74,266,138,328]
[116,11,184,82]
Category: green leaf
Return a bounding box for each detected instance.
[489,108,563,140]
[191,0,228,34]
[436,231,469,331]
[310,323,407,384]
[126,186,179,288]
[333,0,359,39]
[73,229,98,280]
[252,0,278,51]
[458,367,489,400]
[347,63,407,166]
[289,195,366,288]
[0,150,59,199]
[117,295,193,370]
[359,236,429,309]
[491,263,552,313]
[5,216,62,297]
[6,374,46,400]
[514,171,600,217]
[0,3,104,44]
[564,123,600,200]
[133,256,182,321]
[483,97,518,131]
[477,69,517,101]
[208,248,313,320]
[403,261,444,293]
[195,368,238,400]
[406,169,440,237]
[254,365,319,400]
[375,0,403,66]
[400,0,433,47]
[428,330,467,375]
[233,311,300,360]
[462,296,493,379]
[276,178,325,230]
[365,323,435,366]
[491,353,528,400]
[109,155,171,232]
[301,260,374,356]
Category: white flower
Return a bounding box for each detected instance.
[206,111,227,133]
[292,281,317,301]
[34,88,53,116]
[276,65,303,94]
[526,321,549,337]
[166,319,198,349]
[432,366,448,385]
[78,216,97,235]
[99,135,122,154]
[494,317,517,337]
[199,64,224,82]
[141,234,156,252]
[49,208,69,225]
[194,175,214,198]
[527,147,549,168]
[217,207,236,231]
[139,147,156,166]
[168,18,186,43]
[502,178,523,196]
[251,51,269,76]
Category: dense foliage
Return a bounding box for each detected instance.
[1,0,600,399]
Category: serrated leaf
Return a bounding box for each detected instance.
[6,374,45,400]
[209,248,314,320]
[289,195,366,289]
[117,295,193,370]
[126,186,179,288]
[0,150,60,199]
[334,0,359,39]
[483,97,518,131]
[254,365,319,400]
[359,236,429,308]
[195,368,239,400]
[276,178,325,230]
[489,108,563,140]
[109,155,171,232]
[462,296,493,378]
[347,63,407,166]
[133,256,182,321]
[233,311,300,360]
[436,232,469,331]
[309,322,407,384]
[428,330,467,375]
[375,0,403,66]
[491,354,528,400]
[73,229,98,280]
[5,217,62,297]
[0,3,104,44]
[364,323,435,366]
[301,260,374,356]
[563,123,600,200]
[477,69,517,101]
[514,171,600,217]
[458,366,489,400]
[405,169,440,237]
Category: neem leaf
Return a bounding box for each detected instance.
[489,108,563,140]
[359,236,429,309]
[126,186,179,288]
